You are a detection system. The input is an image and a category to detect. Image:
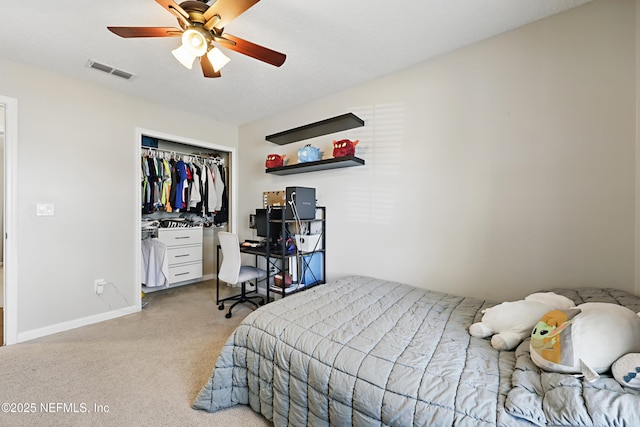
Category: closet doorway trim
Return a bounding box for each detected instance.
[1,95,18,345]
[134,127,237,310]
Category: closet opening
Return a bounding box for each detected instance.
[136,128,237,303]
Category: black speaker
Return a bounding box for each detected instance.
[285,187,316,220]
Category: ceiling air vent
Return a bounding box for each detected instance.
[86,60,136,81]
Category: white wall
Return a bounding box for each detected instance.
[0,57,237,340]
[239,0,636,301]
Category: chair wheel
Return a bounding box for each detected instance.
[259,300,265,306]
[218,304,224,310]
[225,312,232,319]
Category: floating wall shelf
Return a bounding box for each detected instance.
[266,156,365,175]
[265,113,364,145]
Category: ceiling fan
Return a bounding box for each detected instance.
[107,0,286,78]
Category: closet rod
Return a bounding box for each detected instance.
[142,146,224,165]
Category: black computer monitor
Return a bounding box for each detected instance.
[255,208,283,243]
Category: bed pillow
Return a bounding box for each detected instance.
[529,303,640,381]
[612,353,640,389]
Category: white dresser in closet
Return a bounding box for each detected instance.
[157,227,203,284]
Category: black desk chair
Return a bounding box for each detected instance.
[217,232,266,318]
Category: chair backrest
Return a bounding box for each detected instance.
[218,232,241,285]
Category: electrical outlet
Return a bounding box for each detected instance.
[95,279,106,295]
[36,203,55,216]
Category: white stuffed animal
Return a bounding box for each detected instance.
[529,303,640,381]
[469,292,575,351]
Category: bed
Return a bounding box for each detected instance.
[193,276,640,426]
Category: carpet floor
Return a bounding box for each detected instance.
[0,280,271,426]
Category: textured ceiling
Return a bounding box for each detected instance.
[0,0,592,125]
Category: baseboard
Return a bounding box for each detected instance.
[16,305,139,343]
[17,274,217,343]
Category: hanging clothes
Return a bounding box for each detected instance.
[214,163,229,224]
[141,148,227,219]
[204,164,217,215]
[189,163,203,213]
[212,163,225,211]
[141,157,150,213]
[174,159,188,211]
[141,237,169,288]
[161,158,172,212]
[169,158,178,211]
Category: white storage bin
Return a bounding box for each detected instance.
[295,234,322,252]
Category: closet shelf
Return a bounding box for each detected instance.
[265,113,364,145]
[266,156,365,175]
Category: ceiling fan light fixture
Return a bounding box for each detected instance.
[172,44,196,69]
[181,27,209,57]
[107,0,287,79]
[207,47,231,72]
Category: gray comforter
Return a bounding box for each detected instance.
[193,276,640,426]
[505,287,640,426]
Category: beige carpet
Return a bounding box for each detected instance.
[0,280,272,426]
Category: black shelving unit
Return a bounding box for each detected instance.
[265,113,364,145]
[265,156,365,175]
[263,206,326,300]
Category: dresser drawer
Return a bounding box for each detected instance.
[167,245,202,266]
[158,227,203,246]
[168,262,203,283]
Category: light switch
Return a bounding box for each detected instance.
[36,203,55,216]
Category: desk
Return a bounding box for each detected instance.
[215,242,323,306]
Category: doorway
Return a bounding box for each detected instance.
[0,95,17,345]
[0,104,3,345]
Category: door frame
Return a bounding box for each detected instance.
[135,127,237,306]
[1,95,18,345]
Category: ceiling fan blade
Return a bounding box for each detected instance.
[203,0,259,30]
[108,27,182,38]
[155,0,191,26]
[221,34,286,67]
[200,55,221,78]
